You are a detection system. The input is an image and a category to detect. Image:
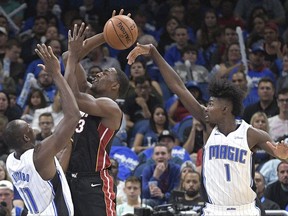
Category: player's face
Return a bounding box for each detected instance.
[124,182,140,199]
[205,97,224,124]
[91,68,118,95]
[20,120,36,149]
[278,163,288,186]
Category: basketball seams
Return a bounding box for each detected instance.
[110,18,128,49]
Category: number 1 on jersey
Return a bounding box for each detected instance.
[224,163,231,181]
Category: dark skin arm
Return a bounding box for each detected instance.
[62,9,130,93]
[33,44,81,180]
[127,43,207,125]
[64,23,121,130]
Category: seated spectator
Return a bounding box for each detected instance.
[123,75,163,134]
[126,59,162,100]
[133,105,172,154]
[116,176,152,216]
[231,71,258,108]
[260,159,281,186]
[0,116,9,161]
[21,88,47,123]
[276,53,288,93]
[0,180,27,216]
[174,45,209,83]
[142,143,180,207]
[242,77,279,123]
[168,81,205,126]
[250,112,272,169]
[35,112,54,142]
[109,158,125,205]
[264,162,288,210]
[0,91,22,122]
[268,88,288,141]
[170,170,204,214]
[31,90,63,133]
[254,171,280,211]
[139,129,190,165]
[0,25,8,58]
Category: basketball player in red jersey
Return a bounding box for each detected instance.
[63,13,129,216]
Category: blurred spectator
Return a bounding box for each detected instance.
[250,112,272,170]
[0,180,26,216]
[0,0,24,28]
[31,90,63,133]
[142,143,180,207]
[126,59,162,100]
[231,71,258,107]
[242,77,279,123]
[157,16,180,55]
[217,0,243,28]
[254,171,281,211]
[276,53,288,93]
[174,45,209,83]
[25,38,65,78]
[170,170,204,214]
[210,42,242,80]
[246,14,268,49]
[0,38,25,94]
[260,159,281,186]
[87,65,102,82]
[0,91,22,122]
[184,0,204,32]
[264,162,288,210]
[123,75,163,133]
[234,0,286,26]
[0,116,8,161]
[116,176,152,216]
[0,26,8,59]
[110,158,125,205]
[164,25,192,67]
[246,45,275,101]
[35,112,54,142]
[268,88,288,141]
[20,15,48,64]
[21,88,47,124]
[262,22,284,76]
[133,105,171,154]
[80,44,121,74]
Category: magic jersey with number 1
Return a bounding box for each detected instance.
[202,120,256,206]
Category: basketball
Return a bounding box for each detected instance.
[103,15,138,50]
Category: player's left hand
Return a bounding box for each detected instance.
[111,9,131,18]
[35,44,60,75]
[269,140,288,160]
[127,43,153,65]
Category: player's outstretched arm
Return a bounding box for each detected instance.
[249,127,288,162]
[34,44,81,180]
[127,43,206,123]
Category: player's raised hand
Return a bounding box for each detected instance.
[35,44,60,75]
[111,9,131,18]
[68,22,89,61]
[268,140,288,160]
[127,43,153,65]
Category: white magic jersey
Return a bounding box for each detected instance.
[203,121,256,206]
[6,149,74,215]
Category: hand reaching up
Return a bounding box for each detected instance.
[35,44,60,75]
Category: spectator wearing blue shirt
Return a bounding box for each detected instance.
[142,143,180,207]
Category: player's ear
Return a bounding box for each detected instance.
[111,82,120,91]
[23,134,30,142]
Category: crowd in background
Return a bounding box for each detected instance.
[0,0,288,215]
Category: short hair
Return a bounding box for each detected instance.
[125,176,141,186]
[39,112,53,121]
[115,68,129,98]
[277,88,288,98]
[180,45,198,57]
[134,75,151,86]
[258,77,275,89]
[154,142,171,153]
[3,120,24,150]
[277,161,288,172]
[209,79,244,117]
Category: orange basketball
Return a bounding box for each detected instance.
[103,15,138,50]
